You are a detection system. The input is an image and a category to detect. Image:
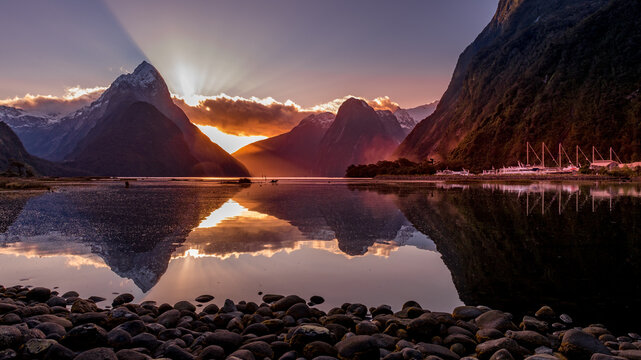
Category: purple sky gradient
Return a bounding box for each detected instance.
[0,0,497,108]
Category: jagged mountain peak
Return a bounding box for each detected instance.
[396,0,634,169]
[341,97,370,110]
[109,60,167,95]
[0,105,24,117]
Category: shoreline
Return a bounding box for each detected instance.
[1,174,640,189]
[374,174,641,183]
[1,285,639,360]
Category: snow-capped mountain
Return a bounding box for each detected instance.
[4,61,249,176]
[393,101,439,132]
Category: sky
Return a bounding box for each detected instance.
[0,0,498,151]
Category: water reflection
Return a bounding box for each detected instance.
[1,180,640,330]
[374,181,641,331]
[1,184,241,292]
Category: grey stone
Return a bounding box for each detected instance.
[453,306,483,320]
[489,349,514,360]
[559,329,611,360]
[239,340,274,359]
[0,326,22,349]
[174,301,196,313]
[335,335,379,360]
[195,295,214,303]
[475,311,516,332]
[415,342,461,360]
[74,347,118,360]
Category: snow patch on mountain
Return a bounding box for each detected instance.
[300,112,335,128]
[0,105,56,128]
[393,101,439,131]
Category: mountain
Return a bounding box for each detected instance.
[386,183,641,332]
[397,0,641,169]
[0,184,242,292]
[0,106,58,157]
[393,101,438,133]
[234,112,334,176]
[5,61,249,176]
[0,121,79,176]
[317,98,406,176]
[65,102,200,176]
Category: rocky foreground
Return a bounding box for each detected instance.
[1,286,640,360]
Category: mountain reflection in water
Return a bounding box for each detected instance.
[0,180,640,330]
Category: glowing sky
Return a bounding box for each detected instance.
[0,0,497,108]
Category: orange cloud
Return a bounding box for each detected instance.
[173,94,316,137]
[3,85,404,139]
[0,86,106,117]
[310,95,400,113]
[174,94,402,137]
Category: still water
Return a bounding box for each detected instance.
[1,179,640,330]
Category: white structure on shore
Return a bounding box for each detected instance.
[482,143,637,175]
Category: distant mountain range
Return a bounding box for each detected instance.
[2,61,434,177]
[234,112,335,177]
[3,0,639,176]
[2,62,248,177]
[0,122,82,176]
[393,102,438,131]
[397,0,641,169]
[235,99,434,176]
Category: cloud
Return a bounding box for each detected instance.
[2,84,403,138]
[0,86,106,117]
[173,94,316,137]
[174,94,402,137]
[310,95,400,113]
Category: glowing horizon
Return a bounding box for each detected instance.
[196,124,267,153]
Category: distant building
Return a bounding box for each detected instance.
[590,160,619,170]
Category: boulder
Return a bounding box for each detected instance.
[559,329,611,360]
[453,306,483,320]
[490,348,515,360]
[287,324,333,351]
[26,287,51,303]
[0,326,23,349]
[415,342,461,360]
[475,311,516,332]
[475,337,528,360]
[271,295,305,312]
[335,335,379,360]
[74,347,118,360]
[505,330,551,349]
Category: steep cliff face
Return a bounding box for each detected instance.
[397,0,640,169]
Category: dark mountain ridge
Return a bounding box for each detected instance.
[235,98,408,177]
[4,61,249,177]
[65,102,200,176]
[0,122,81,176]
[234,112,335,176]
[317,98,406,176]
[397,0,641,169]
